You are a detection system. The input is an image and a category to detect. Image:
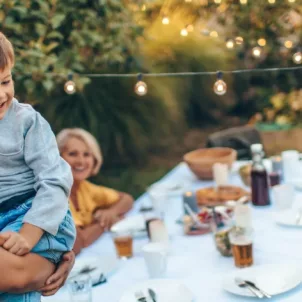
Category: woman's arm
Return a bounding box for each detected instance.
[94,192,134,228]
[0,247,55,293]
[75,224,105,251]
[109,192,134,217]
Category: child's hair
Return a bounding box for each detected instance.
[0,32,14,71]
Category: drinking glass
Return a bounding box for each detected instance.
[112,230,133,259]
[229,227,253,268]
[67,274,92,302]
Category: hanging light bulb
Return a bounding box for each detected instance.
[213,71,227,96]
[268,0,275,3]
[257,38,266,47]
[240,0,248,4]
[226,39,234,49]
[134,74,147,96]
[64,74,76,94]
[235,36,244,45]
[141,4,146,11]
[180,28,188,36]
[293,51,302,64]
[288,0,295,3]
[284,40,293,49]
[184,0,192,2]
[252,46,262,58]
[210,31,219,38]
[162,16,170,25]
[214,0,222,3]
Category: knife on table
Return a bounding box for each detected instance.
[148,288,157,302]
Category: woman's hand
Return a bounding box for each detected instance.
[94,209,119,229]
[40,251,75,296]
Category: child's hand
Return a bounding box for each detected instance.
[93,209,119,229]
[0,231,30,256]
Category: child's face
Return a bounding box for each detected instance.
[61,137,95,182]
[0,66,14,120]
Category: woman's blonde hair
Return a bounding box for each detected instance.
[56,128,103,175]
[0,32,14,70]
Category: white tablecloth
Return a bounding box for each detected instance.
[43,162,302,302]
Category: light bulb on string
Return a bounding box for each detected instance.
[214,0,222,3]
[180,28,188,37]
[213,71,227,96]
[257,38,266,47]
[210,31,219,38]
[162,16,170,25]
[141,4,146,11]
[288,0,295,3]
[64,74,76,94]
[284,40,293,49]
[240,0,248,4]
[268,0,275,3]
[252,46,262,58]
[226,39,234,49]
[235,36,244,45]
[134,74,147,96]
[293,52,302,64]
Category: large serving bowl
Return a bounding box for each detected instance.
[183,147,237,180]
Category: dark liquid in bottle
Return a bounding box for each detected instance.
[251,170,270,206]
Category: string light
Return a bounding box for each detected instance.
[252,46,262,58]
[180,28,188,36]
[293,52,302,64]
[226,39,235,49]
[64,74,76,94]
[240,0,248,4]
[134,74,147,96]
[284,40,293,49]
[210,31,219,38]
[288,0,295,2]
[235,37,244,45]
[214,0,222,3]
[268,0,275,3]
[213,71,227,96]
[257,38,266,47]
[141,4,146,11]
[162,16,170,25]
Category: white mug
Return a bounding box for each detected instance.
[282,150,301,183]
[272,183,295,210]
[142,242,169,278]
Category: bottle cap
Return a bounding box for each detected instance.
[250,143,263,153]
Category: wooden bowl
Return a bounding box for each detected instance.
[183,147,237,180]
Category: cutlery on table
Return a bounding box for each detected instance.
[235,277,264,299]
[135,290,147,302]
[92,273,107,287]
[148,288,157,302]
[243,280,271,299]
[184,203,209,229]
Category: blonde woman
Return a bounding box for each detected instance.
[57,128,133,254]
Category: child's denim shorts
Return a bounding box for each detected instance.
[0,196,76,302]
[0,196,76,264]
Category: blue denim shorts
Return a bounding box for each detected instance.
[0,197,76,264]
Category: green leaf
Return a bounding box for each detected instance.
[51,13,65,29]
[35,23,47,36]
[42,79,54,92]
[46,31,64,40]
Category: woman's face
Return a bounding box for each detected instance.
[61,137,95,182]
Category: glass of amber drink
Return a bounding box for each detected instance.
[112,230,133,259]
[229,227,253,268]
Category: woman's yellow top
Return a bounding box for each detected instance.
[69,180,120,227]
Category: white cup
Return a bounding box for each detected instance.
[142,242,169,278]
[149,220,170,244]
[282,150,301,183]
[213,163,229,187]
[272,183,295,210]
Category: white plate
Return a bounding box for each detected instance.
[119,279,194,302]
[223,263,302,297]
[68,254,118,284]
[148,182,187,196]
[274,209,302,227]
[111,215,147,238]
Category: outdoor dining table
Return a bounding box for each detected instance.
[43,161,302,302]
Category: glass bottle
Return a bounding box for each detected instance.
[250,144,270,206]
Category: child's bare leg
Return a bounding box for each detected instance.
[0,247,55,293]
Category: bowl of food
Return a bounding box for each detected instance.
[183,147,237,180]
[239,164,252,187]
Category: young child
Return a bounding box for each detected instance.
[0,32,76,301]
